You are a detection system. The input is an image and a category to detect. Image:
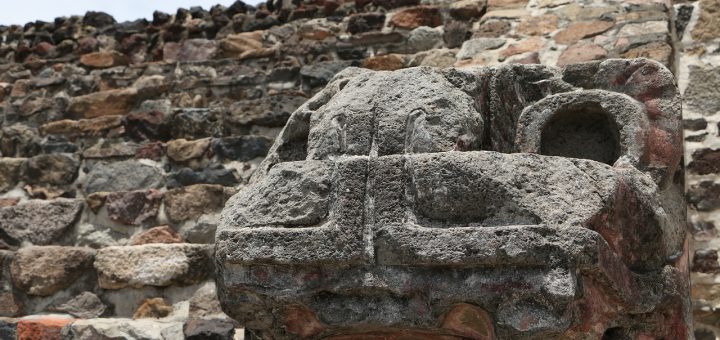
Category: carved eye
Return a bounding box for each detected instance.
[539,102,621,165]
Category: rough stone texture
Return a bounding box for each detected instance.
[131,226,183,245]
[184,318,236,340]
[94,244,213,289]
[0,0,711,335]
[61,318,184,340]
[17,315,74,340]
[216,61,689,338]
[0,199,83,245]
[133,298,174,319]
[11,246,95,296]
[47,292,107,319]
[163,184,231,223]
[84,161,164,194]
[105,189,162,225]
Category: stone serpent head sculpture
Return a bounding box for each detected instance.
[216,58,690,339]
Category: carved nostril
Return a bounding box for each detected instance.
[539,103,620,165]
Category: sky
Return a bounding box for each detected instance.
[0,0,264,26]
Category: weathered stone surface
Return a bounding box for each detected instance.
[688,149,720,175]
[68,87,142,119]
[24,154,78,186]
[106,190,162,225]
[0,317,17,340]
[217,62,688,338]
[164,39,217,62]
[133,297,174,319]
[94,244,213,289]
[553,20,614,45]
[131,226,183,245]
[18,315,74,340]
[166,138,211,162]
[692,0,720,41]
[499,37,544,58]
[184,318,236,340]
[449,0,486,20]
[390,6,442,29]
[456,38,506,60]
[48,292,107,319]
[226,93,307,130]
[557,42,607,66]
[11,246,95,296]
[685,66,720,115]
[0,199,83,245]
[62,318,184,340]
[166,166,237,188]
[688,181,720,212]
[516,14,558,36]
[164,184,230,223]
[622,41,672,67]
[0,158,25,192]
[212,136,271,161]
[361,54,406,71]
[84,161,164,194]
[40,115,123,137]
[80,51,129,68]
[347,13,386,34]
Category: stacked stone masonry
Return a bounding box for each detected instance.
[0,0,711,338]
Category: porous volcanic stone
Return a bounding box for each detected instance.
[106,189,162,225]
[131,226,183,245]
[0,199,83,245]
[84,161,164,194]
[163,184,230,223]
[62,318,184,340]
[24,154,78,186]
[11,246,95,296]
[94,244,213,289]
[48,292,107,319]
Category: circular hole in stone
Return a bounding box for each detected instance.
[540,103,620,165]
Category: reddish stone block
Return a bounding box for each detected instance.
[390,6,443,29]
[17,316,74,340]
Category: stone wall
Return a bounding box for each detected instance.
[0,0,712,338]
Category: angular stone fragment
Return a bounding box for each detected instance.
[0,199,83,245]
[84,161,164,194]
[212,136,271,162]
[94,244,213,289]
[553,20,614,45]
[164,184,230,223]
[133,297,174,319]
[106,190,162,225]
[166,166,237,189]
[684,66,720,115]
[47,292,106,319]
[184,319,236,340]
[390,6,442,29]
[68,87,142,118]
[692,0,720,41]
[131,226,183,245]
[457,38,506,60]
[166,138,211,162]
[39,115,123,137]
[557,42,607,66]
[62,318,184,340]
[11,246,95,296]
[164,39,217,62]
[688,149,720,175]
[24,154,78,186]
[0,158,25,192]
[17,315,74,340]
[361,54,406,71]
[79,51,129,68]
[516,14,558,36]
